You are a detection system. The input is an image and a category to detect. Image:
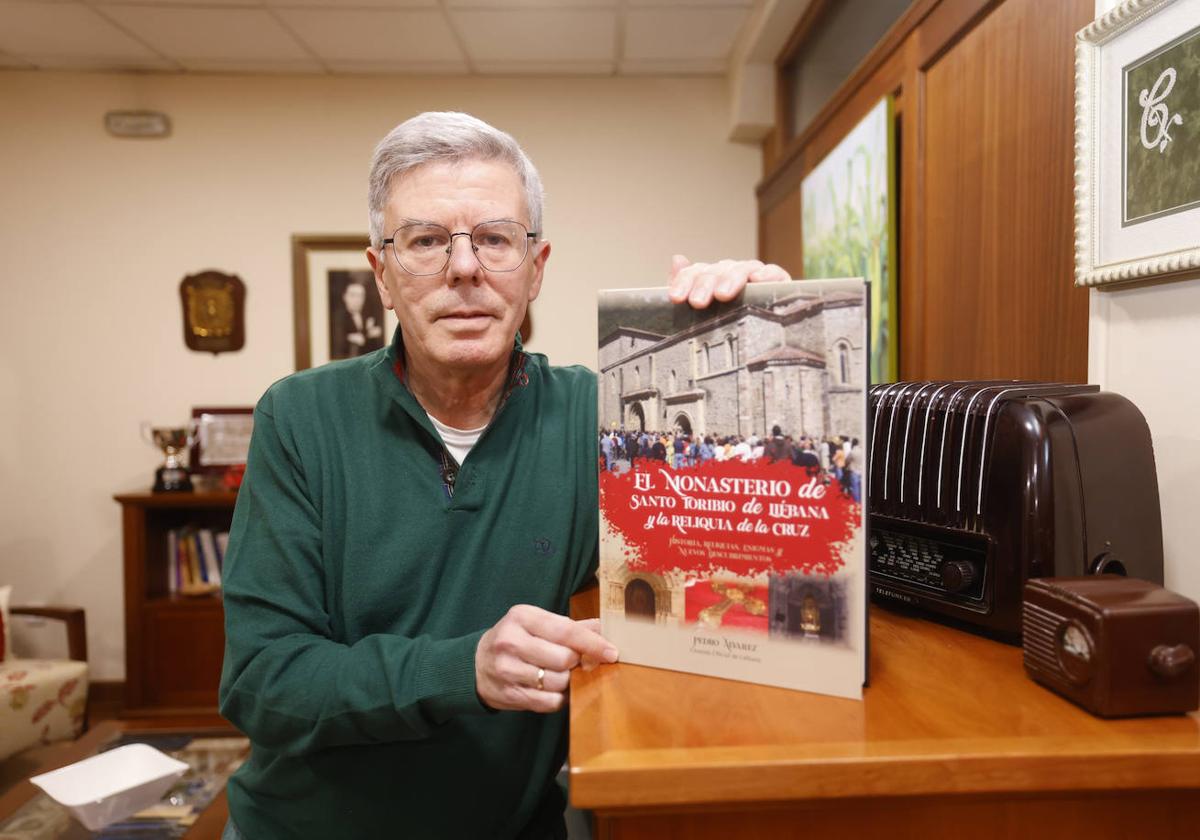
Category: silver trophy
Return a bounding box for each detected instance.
[141,423,195,492]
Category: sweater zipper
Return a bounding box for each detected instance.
[435,351,529,500]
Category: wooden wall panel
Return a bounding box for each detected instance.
[913,0,1092,380]
[760,187,803,278]
[760,0,1097,384]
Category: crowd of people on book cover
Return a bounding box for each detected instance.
[598,424,864,503]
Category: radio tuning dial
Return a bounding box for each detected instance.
[941,560,976,594]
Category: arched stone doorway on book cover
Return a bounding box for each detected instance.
[624,579,656,619]
[626,401,646,433]
[672,412,693,436]
[603,563,681,624]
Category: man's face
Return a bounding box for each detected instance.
[367,158,548,376]
[343,283,366,314]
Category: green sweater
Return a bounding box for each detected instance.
[218,334,598,839]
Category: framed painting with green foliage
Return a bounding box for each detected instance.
[801,96,898,383]
[1076,0,1200,286]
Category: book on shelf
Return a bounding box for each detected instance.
[198,529,222,586]
[597,279,868,699]
[165,527,229,596]
[167,529,180,594]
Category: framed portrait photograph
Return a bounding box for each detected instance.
[190,407,254,474]
[292,235,398,370]
[1075,0,1200,287]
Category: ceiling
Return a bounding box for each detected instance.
[0,0,758,77]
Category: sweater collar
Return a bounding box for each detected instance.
[370,325,531,433]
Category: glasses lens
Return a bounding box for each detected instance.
[472,221,529,272]
[393,224,451,275]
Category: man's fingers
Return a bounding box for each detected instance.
[668,261,701,303]
[532,667,571,693]
[477,607,615,713]
[491,681,568,713]
[688,272,718,308]
[711,260,758,301]
[671,258,793,309]
[521,634,583,672]
[749,262,791,283]
[518,607,619,667]
[669,253,691,281]
[523,689,567,714]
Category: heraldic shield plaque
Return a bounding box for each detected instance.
[180,270,246,354]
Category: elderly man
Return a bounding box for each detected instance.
[218,111,788,839]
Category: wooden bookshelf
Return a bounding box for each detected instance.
[115,491,237,720]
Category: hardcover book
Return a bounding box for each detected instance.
[597,279,868,698]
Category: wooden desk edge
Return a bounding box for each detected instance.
[568,746,1200,809]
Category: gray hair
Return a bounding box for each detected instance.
[367,111,544,249]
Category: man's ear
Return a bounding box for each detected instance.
[527,240,551,302]
[366,246,394,311]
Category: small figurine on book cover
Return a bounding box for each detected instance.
[597,279,868,699]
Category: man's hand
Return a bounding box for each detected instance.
[475,605,618,713]
[667,254,792,309]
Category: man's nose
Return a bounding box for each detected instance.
[446,232,481,283]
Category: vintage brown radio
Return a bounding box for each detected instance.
[866,381,1163,638]
[1022,577,1199,717]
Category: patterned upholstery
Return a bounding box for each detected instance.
[0,655,89,763]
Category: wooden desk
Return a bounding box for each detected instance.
[569,606,1200,839]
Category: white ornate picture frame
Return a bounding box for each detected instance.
[1075,0,1200,287]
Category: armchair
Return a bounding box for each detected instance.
[1,605,90,763]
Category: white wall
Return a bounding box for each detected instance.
[1089,0,1200,603]
[0,71,759,680]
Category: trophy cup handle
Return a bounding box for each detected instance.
[140,421,156,446]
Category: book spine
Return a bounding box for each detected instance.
[177,530,188,589]
[167,529,179,594]
[186,532,202,585]
[216,532,230,569]
[199,529,222,587]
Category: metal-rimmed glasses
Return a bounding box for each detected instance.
[383,219,538,276]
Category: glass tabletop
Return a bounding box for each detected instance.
[0,731,248,840]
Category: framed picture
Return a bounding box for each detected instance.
[292,235,398,370]
[190,407,254,474]
[801,95,898,383]
[1075,0,1200,287]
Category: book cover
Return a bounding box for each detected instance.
[597,279,868,699]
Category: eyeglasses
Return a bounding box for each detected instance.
[383,219,538,276]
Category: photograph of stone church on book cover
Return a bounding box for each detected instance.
[598,279,867,697]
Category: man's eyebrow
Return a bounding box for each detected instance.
[397,216,528,228]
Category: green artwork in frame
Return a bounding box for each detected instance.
[801,96,898,383]
[1123,23,1200,226]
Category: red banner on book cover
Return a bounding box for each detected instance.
[600,457,859,579]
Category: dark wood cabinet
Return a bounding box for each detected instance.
[116,491,236,720]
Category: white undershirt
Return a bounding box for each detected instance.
[428,414,487,466]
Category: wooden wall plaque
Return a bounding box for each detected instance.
[180,270,246,355]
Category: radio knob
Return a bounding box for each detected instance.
[941,560,976,594]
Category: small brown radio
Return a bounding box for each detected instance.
[1022,577,1199,717]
